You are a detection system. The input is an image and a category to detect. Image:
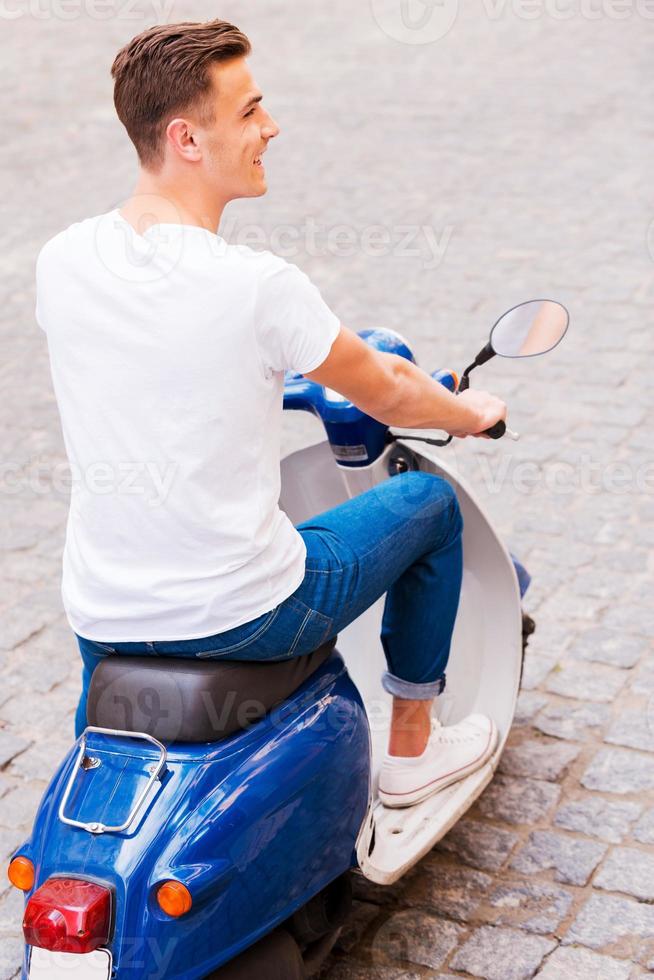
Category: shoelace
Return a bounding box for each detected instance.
[430,716,479,745]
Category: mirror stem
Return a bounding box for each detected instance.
[474,342,496,367]
[457,343,495,393]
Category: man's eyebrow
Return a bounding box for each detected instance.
[242,94,263,112]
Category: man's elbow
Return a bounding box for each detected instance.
[359,355,408,425]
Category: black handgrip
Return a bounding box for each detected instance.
[484,420,506,440]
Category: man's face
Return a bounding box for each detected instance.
[192,58,280,202]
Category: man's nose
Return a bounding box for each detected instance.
[262,112,280,139]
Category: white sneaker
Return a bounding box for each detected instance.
[378,713,499,808]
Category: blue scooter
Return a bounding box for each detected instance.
[8,299,568,979]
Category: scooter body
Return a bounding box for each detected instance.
[13,303,570,978]
[20,651,370,979]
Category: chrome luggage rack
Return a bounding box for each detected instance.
[58,726,167,835]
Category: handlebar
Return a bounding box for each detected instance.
[483,420,506,440]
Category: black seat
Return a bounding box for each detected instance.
[86,637,337,743]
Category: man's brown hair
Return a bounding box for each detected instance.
[111,19,251,170]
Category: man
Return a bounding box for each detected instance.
[36,19,507,808]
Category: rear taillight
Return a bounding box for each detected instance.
[22,877,112,953]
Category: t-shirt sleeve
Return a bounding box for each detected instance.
[254,256,340,376]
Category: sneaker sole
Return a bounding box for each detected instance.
[378,719,499,809]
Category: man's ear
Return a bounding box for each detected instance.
[166,118,202,163]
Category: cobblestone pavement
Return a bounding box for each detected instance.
[1,1,653,977]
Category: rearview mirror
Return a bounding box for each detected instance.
[490,300,569,358]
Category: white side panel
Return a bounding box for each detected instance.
[280,439,522,884]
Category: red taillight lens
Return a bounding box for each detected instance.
[23,878,112,953]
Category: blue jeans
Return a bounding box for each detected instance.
[75,472,463,737]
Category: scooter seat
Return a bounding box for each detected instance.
[86,637,337,743]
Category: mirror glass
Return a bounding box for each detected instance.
[490,300,569,358]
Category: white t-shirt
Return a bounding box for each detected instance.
[35,210,340,641]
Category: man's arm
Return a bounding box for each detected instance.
[304,325,507,438]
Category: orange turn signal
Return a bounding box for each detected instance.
[8,856,35,892]
[156,880,192,918]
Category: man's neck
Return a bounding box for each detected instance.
[118,170,227,235]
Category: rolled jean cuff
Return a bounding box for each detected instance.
[381,670,447,700]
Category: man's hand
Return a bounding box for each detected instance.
[448,389,507,438]
[305,325,507,438]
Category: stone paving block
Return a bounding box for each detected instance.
[6,739,70,783]
[0,784,43,831]
[602,605,654,639]
[0,733,29,769]
[581,747,654,795]
[535,945,632,979]
[569,570,640,604]
[0,523,43,553]
[600,550,650,575]
[0,828,26,862]
[0,596,59,653]
[0,550,58,587]
[528,543,595,572]
[485,880,573,936]
[498,738,580,782]
[520,654,558,691]
[604,711,654,754]
[554,796,642,844]
[593,847,654,902]
[449,925,556,980]
[323,962,421,980]
[368,909,464,970]
[538,592,607,626]
[513,691,549,727]
[474,774,560,826]
[0,887,22,935]
[633,807,654,845]
[402,856,492,922]
[534,699,609,740]
[567,629,648,669]
[435,819,519,873]
[564,893,654,961]
[545,662,627,703]
[630,659,654,697]
[521,617,572,657]
[0,932,22,980]
[334,901,381,955]
[509,829,607,886]
[1,688,75,738]
[4,653,70,697]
